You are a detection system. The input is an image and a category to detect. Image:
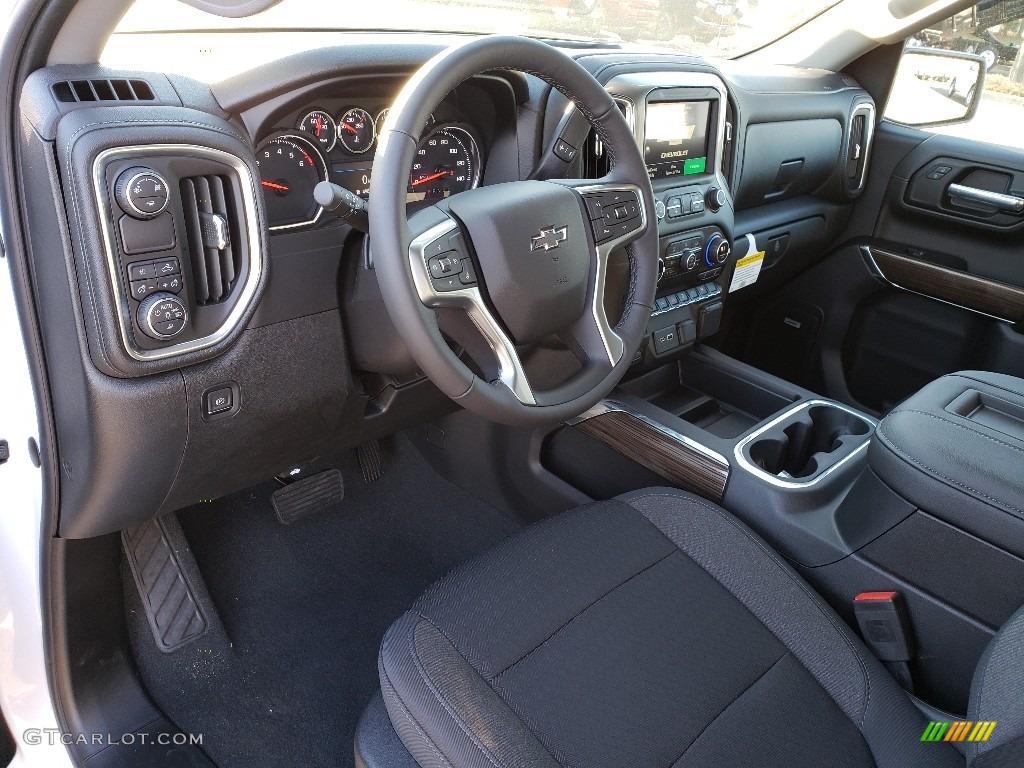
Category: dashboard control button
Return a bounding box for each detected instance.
[129,278,159,300]
[690,194,705,214]
[653,326,680,355]
[138,292,188,340]
[152,257,180,276]
[685,251,699,271]
[157,274,184,294]
[207,387,233,415]
[115,167,171,220]
[127,261,156,281]
[654,200,666,220]
[665,196,683,218]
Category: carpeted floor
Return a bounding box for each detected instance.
[125,436,521,768]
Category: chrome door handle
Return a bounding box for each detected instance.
[948,183,1024,214]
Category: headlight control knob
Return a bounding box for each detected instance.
[115,167,170,219]
[138,292,188,340]
[705,233,732,267]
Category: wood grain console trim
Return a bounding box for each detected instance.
[867,247,1024,323]
[573,409,730,502]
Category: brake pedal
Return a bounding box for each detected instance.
[357,440,383,483]
[123,516,209,653]
[272,468,344,524]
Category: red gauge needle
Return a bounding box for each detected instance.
[315,115,323,136]
[411,170,452,187]
[261,180,290,192]
[340,121,359,134]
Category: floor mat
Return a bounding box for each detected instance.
[126,436,521,768]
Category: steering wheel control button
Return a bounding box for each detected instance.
[553,138,577,163]
[118,211,176,255]
[584,190,641,243]
[115,167,171,220]
[428,253,461,280]
[459,259,477,285]
[138,292,188,340]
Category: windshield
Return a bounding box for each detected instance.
[103,0,841,81]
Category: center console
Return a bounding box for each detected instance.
[601,72,736,364]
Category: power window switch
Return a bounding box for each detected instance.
[652,325,680,355]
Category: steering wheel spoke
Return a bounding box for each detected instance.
[408,216,537,405]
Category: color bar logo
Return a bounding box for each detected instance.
[921,721,997,743]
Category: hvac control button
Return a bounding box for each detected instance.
[115,167,170,220]
[138,292,188,340]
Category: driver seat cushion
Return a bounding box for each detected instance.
[379,488,964,768]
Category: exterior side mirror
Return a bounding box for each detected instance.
[886,47,985,128]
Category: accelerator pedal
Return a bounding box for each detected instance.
[123,516,209,652]
[272,468,345,525]
[357,440,383,483]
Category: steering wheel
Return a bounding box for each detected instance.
[369,35,658,426]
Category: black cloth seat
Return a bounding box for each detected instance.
[370,488,1020,768]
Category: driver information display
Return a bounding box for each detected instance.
[644,101,711,180]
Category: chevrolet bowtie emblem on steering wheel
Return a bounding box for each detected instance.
[531,225,568,252]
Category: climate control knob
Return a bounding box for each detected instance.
[705,234,732,267]
[115,167,170,219]
[685,251,699,271]
[138,292,188,340]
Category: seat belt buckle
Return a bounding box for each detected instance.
[854,591,914,662]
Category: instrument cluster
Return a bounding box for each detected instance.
[255,99,485,231]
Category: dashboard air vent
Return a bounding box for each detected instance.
[845,102,876,196]
[180,175,241,305]
[51,78,155,103]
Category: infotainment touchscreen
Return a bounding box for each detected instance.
[643,101,711,180]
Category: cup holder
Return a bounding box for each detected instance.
[742,403,874,482]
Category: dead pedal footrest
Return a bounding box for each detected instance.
[123,517,208,653]
[272,468,345,525]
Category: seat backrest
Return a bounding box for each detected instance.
[968,604,1024,767]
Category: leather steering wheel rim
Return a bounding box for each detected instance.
[369,35,658,426]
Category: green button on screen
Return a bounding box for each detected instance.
[683,157,707,175]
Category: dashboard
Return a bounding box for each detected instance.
[249,80,506,230]
[18,40,875,538]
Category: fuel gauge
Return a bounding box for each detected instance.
[298,109,337,153]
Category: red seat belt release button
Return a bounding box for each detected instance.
[854,591,914,662]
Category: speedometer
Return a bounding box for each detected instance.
[255,133,328,230]
[407,126,481,203]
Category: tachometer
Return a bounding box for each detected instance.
[407,126,481,203]
[298,109,337,153]
[255,134,328,230]
[337,107,375,154]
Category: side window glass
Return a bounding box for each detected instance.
[885,0,1024,150]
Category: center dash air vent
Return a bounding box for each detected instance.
[582,96,633,179]
[180,175,241,305]
[51,78,155,103]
